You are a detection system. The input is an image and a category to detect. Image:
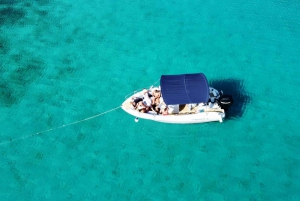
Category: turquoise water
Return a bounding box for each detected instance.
[1,0,300,200]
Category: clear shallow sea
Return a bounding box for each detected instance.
[1,0,300,200]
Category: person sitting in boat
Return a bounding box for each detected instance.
[136,101,149,113]
[130,89,151,110]
[152,88,161,98]
[160,105,168,116]
[130,94,144,109]
[150,90,161,114]
[142,89,152,109]
[150,98,160,114]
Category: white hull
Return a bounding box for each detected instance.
[121,90,225,124]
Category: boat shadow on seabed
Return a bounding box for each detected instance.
[210,79,251,120]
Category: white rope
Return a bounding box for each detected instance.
[152,78,160,86]
[0,106,121,146]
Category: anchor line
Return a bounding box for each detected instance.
[0,106,121,145]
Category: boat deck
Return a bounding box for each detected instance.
[179,104,197,114]
[123,100,213,115]
[123,98,223,115]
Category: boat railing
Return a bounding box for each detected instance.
[125,79,160,99]
[124,88,144,99]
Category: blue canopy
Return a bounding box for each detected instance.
[160,73,209,105]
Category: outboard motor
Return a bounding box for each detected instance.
[218,95,233,110]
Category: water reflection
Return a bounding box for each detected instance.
[210,79,251,119]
